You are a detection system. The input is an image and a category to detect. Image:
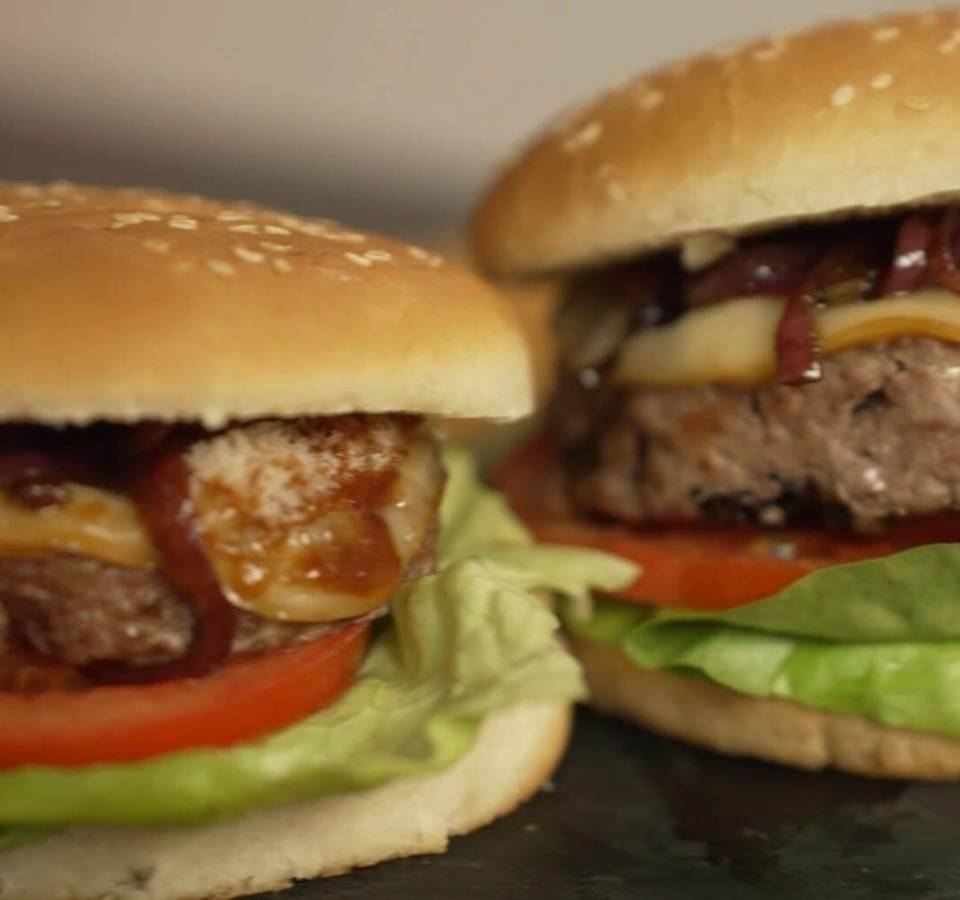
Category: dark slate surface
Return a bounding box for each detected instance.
[260,708,960,899]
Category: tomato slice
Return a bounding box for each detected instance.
[0,621,368,769]
[497,437,956,611]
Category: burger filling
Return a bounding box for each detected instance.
[492,205,960,756]
[0,414,443,685]
[551,207,960,532]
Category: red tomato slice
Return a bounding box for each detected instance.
[0,621,368,769]
[497,437,955,612]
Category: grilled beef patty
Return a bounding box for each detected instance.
[0,535,435,667]
[552,338,960,531]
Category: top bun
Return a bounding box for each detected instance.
[0,182,531,425]
[471,9,960,276]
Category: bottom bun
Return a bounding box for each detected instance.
[0,702,570,900]
[571,636,960,780]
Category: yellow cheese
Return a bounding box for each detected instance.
[0,425,440,624]
[0,484,155,567]
[615,289,960,388]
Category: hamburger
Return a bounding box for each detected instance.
[0,181,633,899]
[472,9,960,779]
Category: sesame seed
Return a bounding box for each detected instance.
[233,246,265,264]
[168,216,198,231]
[216,211,253,222]
[326,231,367,244]
[110,211,162,229]
[562,120,603,153]
[344,252,373,267]
[294,222,331,238]
[276,214,305,229]
[0,211,19,223]
[939,32,960,54]
[271,257,293,273]
[143,239,171,253]
[364,250,392,262]
[406,245,443,266]
[872,26,900,42]
[43,199,61,207]
[172,261,196,274]
[228,223,261,234]
[831,84,856,107]
[263,225,291,235]
[260,241,293,252]
[407,244,443,269]
[639,90,664,111]
[870,72,894,90]
[903,96,934,111]
[208,259,236,277]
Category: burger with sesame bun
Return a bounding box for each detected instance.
[0,182,633,899]
[473,9,960,779]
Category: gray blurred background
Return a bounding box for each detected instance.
[0,0,931,238]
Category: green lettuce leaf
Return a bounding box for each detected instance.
[631,543,960,643]
[0,445,634,831]
[438,444,637,600]
[561,541,960,739]
[568,597,960,740]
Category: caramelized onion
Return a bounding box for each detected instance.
[85,438,235,683]
[803,234,885,305]
[558,262,680,370]
[0,451,78,510]
[686,240,820,308]
[776,292,821,384]
[880,212,935,296]
[772,240,878,385]
[930,207,960,295]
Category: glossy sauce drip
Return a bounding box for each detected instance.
[200,470,402,614]
[189,417,412,622]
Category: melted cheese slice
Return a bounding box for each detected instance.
[0,424,441,624]
[0,484,155,567]
[615,289,960,388]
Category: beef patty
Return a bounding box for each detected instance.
[0,535,435,667]
[552,338,960,531]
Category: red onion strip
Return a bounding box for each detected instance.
[880,212,936,296]
[686,240,820,308]
[930,207,960,295]
[775,291,821,385]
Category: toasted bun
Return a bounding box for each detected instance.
[570,636,960,780]
[0,182,531,425]
[0,701,569,900]
[472,9,960,276]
